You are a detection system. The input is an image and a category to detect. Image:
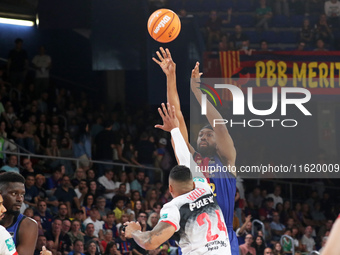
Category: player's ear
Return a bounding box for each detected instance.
[169,184,173,194]
[192,181,195,190]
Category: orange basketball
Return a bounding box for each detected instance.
[147,9,181,43]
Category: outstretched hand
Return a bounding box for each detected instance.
[123,221,141,238]
[152,47,176,76]
[155,103,179,132]
[191,61,203,90]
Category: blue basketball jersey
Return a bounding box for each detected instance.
[194,153,239,255]
[6,214,25,246]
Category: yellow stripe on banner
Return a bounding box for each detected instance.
[224,52,228,78]
[228,51,231,78]
[232,51,236,74]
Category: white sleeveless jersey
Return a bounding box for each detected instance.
[0,226,17,255]
[159,178,231,255]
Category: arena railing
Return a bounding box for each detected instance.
[251,219,265,240]
[280,235,295,255]
[0,150,163,181]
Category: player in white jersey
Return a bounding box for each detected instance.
[124,103,231,255]
[0,193,17,255]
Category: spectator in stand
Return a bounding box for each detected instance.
[34,235,47,255]
[0,154,19,173]
[45,218,70,254]
[318,219,333,241]
[144,188,158,213]
[160,188,171,205]
[305,190,318,211]
[315,14,333,44]
[98,169,117,201]
[299,19,314,45]
[264,247,273,255]
[103,212,118,238]
[267,185,283,209]
[301,203,316,227]
[219,35,230,51]
[296,41,306,51]
[96,196,110,221]
[255,0,273,31]
[270,211,286,241]
[205,9,232,50]
[7,38,28,90]
[68,220,84,244]
[325,0,340,26]
[104,241,121,255]
[116,213,129,233]
[35,122,49,154]
[21,158,38,178]
[273,0,289,16]
[54,175,81,217]
[68,240,85,255]
[56,203,70,221]
[314,39,329,51]
[247,187,263,209]
[236,215,252,245]
[94,121,116,177]
[46,168,62,190]
[259,197,274,222]
[259,40,272,51]
[133,201,143,221]
[147,212,159,230]
[229,25,249,50]
[252,236,266,255]
[32,46,51,96]
[83,207,104,239]
[280,201,292,224]
[112,184,130,210]
[113,199,125,223]
[130,212,150,255]
[72,168,86,188]
[311,201,326,224]
[239,234,256,255]
[82,194,95,220]
[85,240,101,255]
[73,123,92,170]
[130,170,144,196]
[135,132,156,183]
[301,225,316,252]
[88,180,104,200]
[101,230,113,251]
[24,173,39,208]
[10,119,35,153]
[116,226,132,255]
[35,200,54,232]
[273,242,284,255]
[291,226,303,252]
[116,172,130,196]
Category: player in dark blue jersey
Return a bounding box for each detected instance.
[153,48,239,254]
[0,172,38,255]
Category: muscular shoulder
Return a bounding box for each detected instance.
[20,217,37,230]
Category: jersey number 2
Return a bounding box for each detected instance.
[196,210,227,242]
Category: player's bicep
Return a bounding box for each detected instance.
[17,218,38,255]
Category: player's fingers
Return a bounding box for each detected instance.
[154,125,164,130]
[161,103,169,117]
[152,57,161,65]
[165,48,172,59]
[199,72,203,77]
[158,107,165,119]
[42,246,46,251]
[160,47,167,59]
[156,51,164,62]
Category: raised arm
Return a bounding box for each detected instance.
[152,48,190,150]
[190,62,236,170]
[124,221,175,250]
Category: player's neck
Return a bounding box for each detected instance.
[0,214,15,228]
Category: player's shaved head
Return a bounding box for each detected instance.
[169,165,194,198]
